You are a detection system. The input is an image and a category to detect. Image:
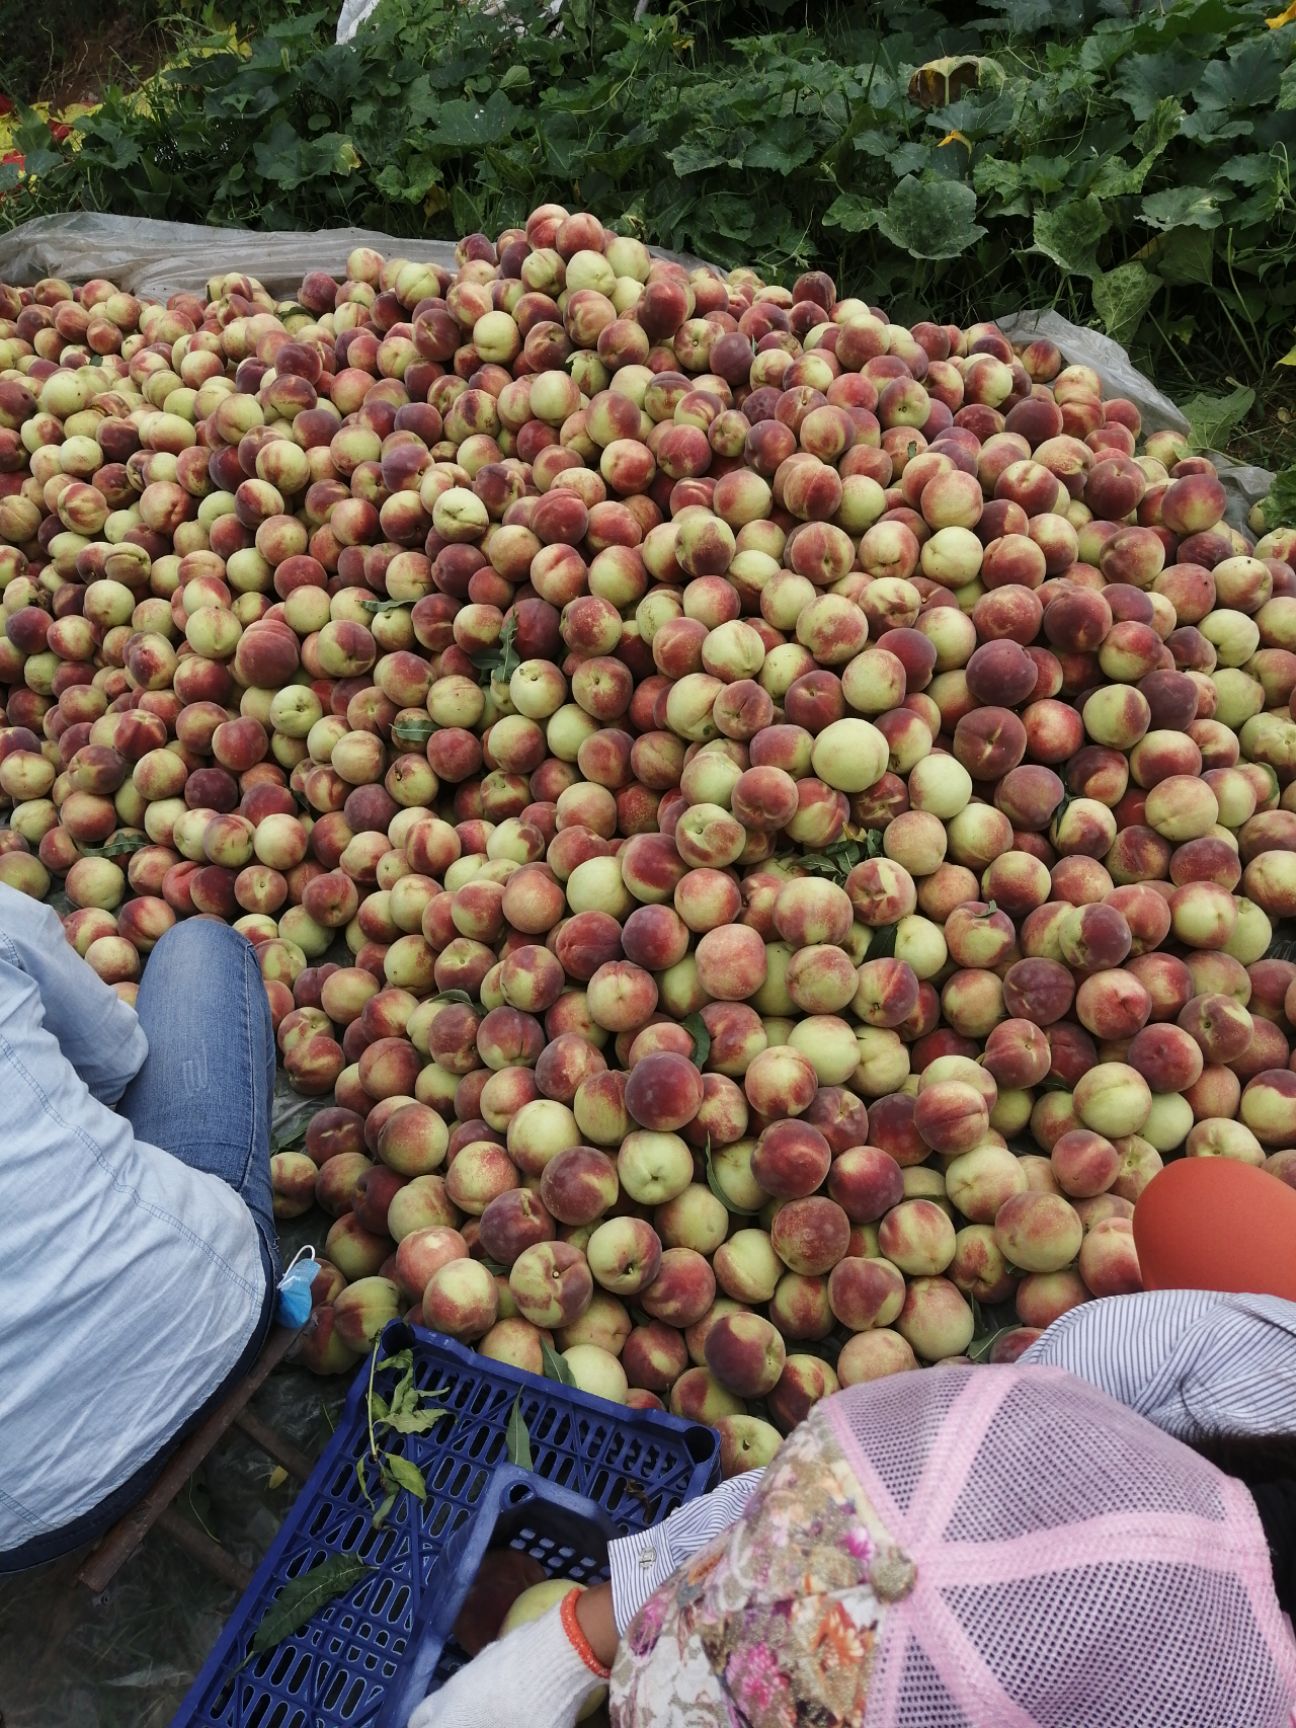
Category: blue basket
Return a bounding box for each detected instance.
[171,1322,719,1728]
[375,1466,619,1728]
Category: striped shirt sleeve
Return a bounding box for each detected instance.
[0,885,148,1105]
[1021,1288,1296,1439]
[1019,1289,1224,1415]
[608,1474,763,1633]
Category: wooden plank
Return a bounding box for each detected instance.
[232,1408,313,1482]
[155,1507,253,1593]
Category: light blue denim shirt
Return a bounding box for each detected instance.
[0,885,264,1549]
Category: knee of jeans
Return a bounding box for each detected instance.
[152,914,258,971]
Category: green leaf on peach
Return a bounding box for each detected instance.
[682,1013,711,1067]
[541,1342,576,1386]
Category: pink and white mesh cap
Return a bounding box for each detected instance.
[823,1363,1296,1728]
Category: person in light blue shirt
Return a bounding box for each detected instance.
[0,883,275,1570]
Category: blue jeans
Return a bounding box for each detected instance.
[2,918,278,1572]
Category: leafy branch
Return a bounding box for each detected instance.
[354,1343,451,1529]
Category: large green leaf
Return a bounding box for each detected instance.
[667,142,739,176]
[1140,185,1224,230]
[972,156,1030,217]
[10,105,66,179]
[1214,151,1284,188]
[887,142,937,178]
[876,176,985,260]
[1133,95,1184,155]
[1156,226,1216,286]
[1180,384,1255,452]
[1091,150,1159,198]
[851,127,908,160]
[975,148,1077,216]
[1216,151,1287,223]
[927,86,1019,142]
[1195,36,1285,111]
[1093,262,1162,346]
[251,123,358,190]
[742,124,820,175]
[1178,109,1255,144]
[1112,52,1192,121]
[426,90,520,149]
[976,0,1060,34]
[1230,180,1287,226]
[1032,196,1109,278]
[822,192,879,233]
[697,193,759,245]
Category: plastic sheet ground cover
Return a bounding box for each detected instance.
[0,208,1276,1728]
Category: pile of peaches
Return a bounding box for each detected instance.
[2,204,1295,1472]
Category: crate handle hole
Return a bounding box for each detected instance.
[685,1426,717,1464]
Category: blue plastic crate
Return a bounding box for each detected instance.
[376,1466,621,1728]
[171,1322,719,1728]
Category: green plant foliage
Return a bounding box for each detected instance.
[354,1344,450,1529]
[4,0,1296,394]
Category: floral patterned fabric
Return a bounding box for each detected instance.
[610,1409,895,1727]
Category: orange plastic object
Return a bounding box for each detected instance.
[1133,1157,1296,1301]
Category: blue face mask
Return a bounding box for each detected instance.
[275,1248,319,1329]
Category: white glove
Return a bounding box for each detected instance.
[408,1595,607,1728]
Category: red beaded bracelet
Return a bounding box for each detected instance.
[561,1588,612,1681]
